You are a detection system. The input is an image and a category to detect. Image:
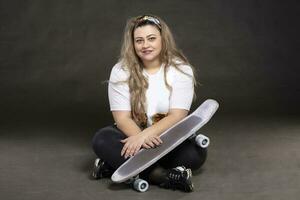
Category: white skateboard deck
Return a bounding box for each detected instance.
[111,99,219,183]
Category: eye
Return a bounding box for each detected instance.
[135,39,143,44]
[149,37,156,41]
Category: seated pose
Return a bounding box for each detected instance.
[91,14,207,192]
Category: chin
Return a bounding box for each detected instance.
[140,55,159,63]
[141,57,155,62]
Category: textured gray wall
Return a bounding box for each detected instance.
[0,0,299,126]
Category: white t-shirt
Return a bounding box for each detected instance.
[108,62,194,127]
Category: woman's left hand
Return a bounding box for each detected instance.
[120,134,146,159]
[120,133,163,159]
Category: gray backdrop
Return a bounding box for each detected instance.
[1,0,299,128]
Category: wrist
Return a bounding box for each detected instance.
[141,129,154,138]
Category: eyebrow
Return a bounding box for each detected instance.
[134,34,157,39]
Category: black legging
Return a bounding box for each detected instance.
[92,125,207,171]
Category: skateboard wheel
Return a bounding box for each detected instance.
[196,134,210,148]
[133,179,149,192]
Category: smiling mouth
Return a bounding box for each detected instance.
[142,50,153,54]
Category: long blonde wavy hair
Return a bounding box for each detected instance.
[118,14,197,128]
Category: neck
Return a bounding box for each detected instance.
[143,59,161,71]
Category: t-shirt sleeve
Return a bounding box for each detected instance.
[108,63,131,111]
[169,65,194,111]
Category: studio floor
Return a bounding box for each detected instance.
[1,114,299,200]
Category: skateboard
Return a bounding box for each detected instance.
[111,99,219,192]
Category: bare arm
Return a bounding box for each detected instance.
[112,108,188,137]
[142,108,189,138]
[112,111,141,137]
[113,109,188,158]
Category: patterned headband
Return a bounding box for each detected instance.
[135,15,162,30]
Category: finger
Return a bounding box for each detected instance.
[132,144,140,155]
[121,146,126,156]
[155,137,163,144]
[133,145,141,155]
[145,140,155,148]
[120,139,127,143]
[153,137,163,145]
[142,143,151,149]
[151,137,161,146]
[124,150,129,159]
[128,148,135,157]
[125,146,135,158]
[121,143,129,156]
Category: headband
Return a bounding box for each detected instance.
[135,15,162,30]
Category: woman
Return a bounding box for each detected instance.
[92,15,207,192]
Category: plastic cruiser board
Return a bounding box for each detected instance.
[111,99,219,185]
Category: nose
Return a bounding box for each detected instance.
[142,40,150,49]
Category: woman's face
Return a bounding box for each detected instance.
[133,25,162,64]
